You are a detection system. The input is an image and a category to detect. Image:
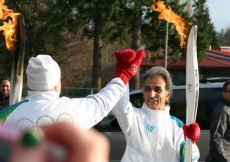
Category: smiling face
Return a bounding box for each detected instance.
[142,76,170,110]
[0,79,10,97]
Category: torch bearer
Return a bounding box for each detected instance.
[148,2,198,160]
[9,15,25,105]
[185,25,199,162]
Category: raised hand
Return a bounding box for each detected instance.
[113,49,145,84]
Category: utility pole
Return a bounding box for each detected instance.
[164,21,169,69]
[164,0,169,70]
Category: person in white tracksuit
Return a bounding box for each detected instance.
[0,49,145,131]
[112,66,200,162]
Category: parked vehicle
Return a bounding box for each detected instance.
[97,81,225,162]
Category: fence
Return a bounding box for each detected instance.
[22,87,101,98]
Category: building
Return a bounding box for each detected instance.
[141,50,230,85]
[220,46,230,52]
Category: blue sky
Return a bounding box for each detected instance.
[206,0,230,32]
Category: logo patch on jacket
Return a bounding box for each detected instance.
[144,123,156,133]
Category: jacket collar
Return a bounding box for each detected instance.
[141,102,170,118]
[25,90,60,101]
[222,98,230,107]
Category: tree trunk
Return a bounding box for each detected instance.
[130,13,142,90]
[92,9,103,89]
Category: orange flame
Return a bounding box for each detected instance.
[0,0,20,51]
[149,0,190,48]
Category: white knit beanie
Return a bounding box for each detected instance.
[26,55,61,90]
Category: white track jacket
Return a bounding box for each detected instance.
[2,78,125,130]
[112,85,200,162]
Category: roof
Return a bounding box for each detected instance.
[206,49,230,57]
[199,55,230,67]
[142,50,230,68]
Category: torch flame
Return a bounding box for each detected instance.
[149,0,190,48]
[0,0,20,51]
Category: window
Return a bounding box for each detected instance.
[170,88,222,130]
[129,92,143,108]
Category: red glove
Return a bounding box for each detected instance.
[182,122,200,143]
[113,49,145,84]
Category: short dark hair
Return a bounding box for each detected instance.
[0,77,10,84]
[222,80,230,92]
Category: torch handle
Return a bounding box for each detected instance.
[9,15,25,105]
[185,25,199,162]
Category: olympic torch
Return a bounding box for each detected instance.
[9,15,25,105]
[0,1,25,105]
[148,2,197,160]
[185,25,199,162]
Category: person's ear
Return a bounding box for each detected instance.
[53,81,61,93]
[166,92,171,100]
[54,86,58,92]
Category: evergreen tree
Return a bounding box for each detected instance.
[192,0,219,61]
[0,35,12,76]
[6,0,78,58]
[218,28,230,46]
[74,0,132,89]
[125,0,152,89]
[209,23,220,50]
[0,0,92,87]
[0,0,85,87]
[75,0,153,89]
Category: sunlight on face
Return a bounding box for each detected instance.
[143,76,170,110]
[0,79,10,97]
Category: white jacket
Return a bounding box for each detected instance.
[112,85,200,162]
[2,78,126,130]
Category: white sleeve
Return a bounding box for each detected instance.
[71,78,127,130]
[112,83,135,135]
[192,143,200,162]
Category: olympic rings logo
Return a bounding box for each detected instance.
[15,113,74,130]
